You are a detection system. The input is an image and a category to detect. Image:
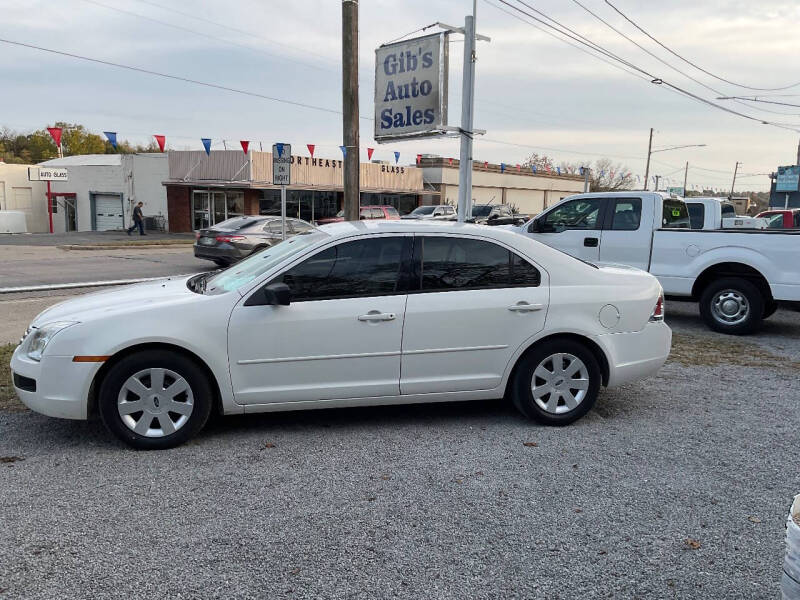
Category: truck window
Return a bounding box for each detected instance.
[765,213,784,229]
[662,199,690,229]
[721,203,736,218]
[542,198,603,230]
[610,199,642,231]
[795,212,800,228]
[687,204,705,229]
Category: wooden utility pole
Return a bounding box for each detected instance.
[683,161,688,196]
[643,127,653,191]
[342,0,360,221]
[730,161,740,196]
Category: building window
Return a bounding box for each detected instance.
[191,189,247,230]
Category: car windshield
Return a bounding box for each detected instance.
[212,216,262,231]
[203,231,329,294]
[472,205,492,217]
[411,206,436,215]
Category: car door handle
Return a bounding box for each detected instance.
[508,302,545,313]
[358,312,396,322]
[583,237,599,247]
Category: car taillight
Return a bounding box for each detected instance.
[650,293,664,322]
[215,235,246,243]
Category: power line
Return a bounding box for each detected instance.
[603,0,800,92]
[494,0,800,132]
[0,37,372,120]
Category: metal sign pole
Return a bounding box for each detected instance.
[281,185,287,240]
[457,12,476,223]
[47,180,53,234]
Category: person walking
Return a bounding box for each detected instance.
[127,201,146,236]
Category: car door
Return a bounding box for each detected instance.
[228,235,411,405]
[400,234,548,394]
[526,197,606,261]
[597,197,651,271]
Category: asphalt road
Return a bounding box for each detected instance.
[1,304,799,598]
[0,245,210,289]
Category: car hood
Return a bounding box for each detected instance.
[31,276,202,327]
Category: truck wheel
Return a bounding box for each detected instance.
[763,301,779,319]
[699,277,764,335]
[511,338,601,426]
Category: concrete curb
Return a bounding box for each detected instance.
[58,241,194,251]
[0,274,198,294]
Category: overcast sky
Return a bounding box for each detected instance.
[2,0,799,191]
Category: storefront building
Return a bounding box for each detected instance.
[164,150,433,232]
[420,157,585,216]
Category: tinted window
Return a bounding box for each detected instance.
[276,237,404,301]
[687,204,705,229]
[472,205,492,217]
[419,237,539,291]
[662,200,690,229]
[543,199,602,230]
[610,199,642,231]
[721,203,736,218]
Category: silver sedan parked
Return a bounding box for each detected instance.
[194,216,314,266]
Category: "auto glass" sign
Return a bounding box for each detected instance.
[374,32,449,142]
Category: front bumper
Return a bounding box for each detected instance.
[599,321,672,387]
[10,345,100,420]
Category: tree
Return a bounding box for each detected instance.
[522,152,555,172]
[584,158,636,192]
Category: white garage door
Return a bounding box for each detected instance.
[94,194,123,231]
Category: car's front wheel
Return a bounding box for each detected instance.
[511,339,601,426]
[98,351,213,450]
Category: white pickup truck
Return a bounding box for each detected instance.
[511,191,800,334]
[684,197,736,229]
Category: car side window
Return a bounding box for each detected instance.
[687,204,705,229]
[610,199,642,231]
[419,237,540,291]
[445,206,454,215]
[661,200,690,229]
[275,237,404,301]
[542,199,602,230]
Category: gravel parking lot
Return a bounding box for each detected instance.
[1,302,799,599]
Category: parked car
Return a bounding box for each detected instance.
[469,204,528,226]
[510,191,800,334]
[194,216,314,266]
[756,209,800,229]
[11,220,670,449]
[315,205,401,225]
[401,205,456,220]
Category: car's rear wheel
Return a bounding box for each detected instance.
[699,277,764,335]
[511,339,601,426]
[98,351,213,450]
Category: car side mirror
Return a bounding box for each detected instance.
[245,282,291,307]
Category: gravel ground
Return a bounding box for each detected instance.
[1,304,799,599]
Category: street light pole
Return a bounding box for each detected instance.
[643,127,653,191]
[342,0,360,222]
[457,1,477,223]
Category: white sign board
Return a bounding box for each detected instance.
[374,32,449,143]
[28,167,68,182]
[272,143,291,185]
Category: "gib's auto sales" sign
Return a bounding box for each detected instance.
[374,32,449,143]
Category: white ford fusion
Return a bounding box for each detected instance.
[11,221,671,449]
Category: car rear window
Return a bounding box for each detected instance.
[662,200,690,229]
[214,216,263,231]
[687,204,705,229]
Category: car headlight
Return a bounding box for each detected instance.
[24,321,78,362]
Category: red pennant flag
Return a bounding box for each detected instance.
[154,135,166,152]
[240,140,250,154]
[516,164,521,172]
[448,157,453,166]
[484,161,489,169]
[307,144,315,158]
[367,147,374,160]
[47,127,63,147]
[416,154,422,164]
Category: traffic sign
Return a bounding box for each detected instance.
[273,143,291,185]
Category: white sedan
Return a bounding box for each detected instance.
[11,221,671,449]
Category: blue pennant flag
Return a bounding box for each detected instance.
[201,138,212,156]
[500,163,505,173]
[394,151,400,164]
[579,167,584,176]
[556,167,561,175]
[531,165,537,174]
[276,143,284,157]
[339,145,347,157]
[103,131,117,150]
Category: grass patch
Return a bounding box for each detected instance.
[0,343,25,412]
[669,332,800,371]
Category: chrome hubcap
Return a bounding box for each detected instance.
[117,368,194,438]
[531,353,590,414]
[711,289,749,325]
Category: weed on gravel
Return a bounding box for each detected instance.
[0,343,24,412]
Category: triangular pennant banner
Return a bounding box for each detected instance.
[240,140,250,154]
[339,145,347,157]
[201,138,212,155]
[307,144,315,158]
[47,127,62,146]
[394,151,400,164]
[367,147,374,160]
[416,154,422,164]
[500,163,505,173]
[103,131,117,150]
[154,135,166,152]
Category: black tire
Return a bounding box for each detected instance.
[763,301,779,319]
[511,338,601,426]
[98,350,214,450]
[213,259,229,267]
[698,277,764,335]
